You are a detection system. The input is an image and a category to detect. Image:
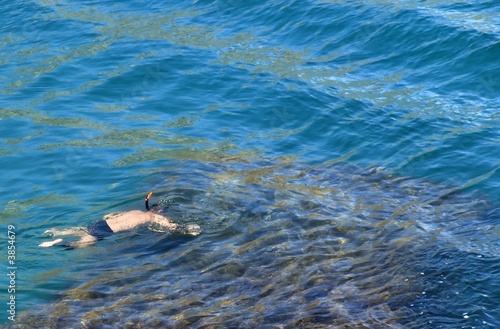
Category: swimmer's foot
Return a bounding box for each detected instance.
[39,238,64,247]
[43,228,58,236]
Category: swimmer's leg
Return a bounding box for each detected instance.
[69,234,98,249]
[39,232,98,249]
[44,227,87,237]
[39,238,65,247]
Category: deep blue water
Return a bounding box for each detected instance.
[1,0,499,327]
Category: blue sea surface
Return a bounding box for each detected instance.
[1,0,499,327]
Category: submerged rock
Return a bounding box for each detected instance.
[15,159,497,328]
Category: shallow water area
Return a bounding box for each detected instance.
[10,160,500,328]
[1,0,499,327]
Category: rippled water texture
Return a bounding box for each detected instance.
[1,0,499,328]
[11,160,500,328]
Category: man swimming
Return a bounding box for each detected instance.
[39,192,201,249]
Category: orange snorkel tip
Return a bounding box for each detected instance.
[145,192,153,211]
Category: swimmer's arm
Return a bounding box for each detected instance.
[150,214,178,231]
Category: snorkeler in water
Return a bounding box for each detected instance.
[39,192,201,249]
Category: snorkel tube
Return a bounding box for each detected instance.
[145,192,163,212]
[145,192,153,211]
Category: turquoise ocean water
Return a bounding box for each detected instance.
[1,0,499,327]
